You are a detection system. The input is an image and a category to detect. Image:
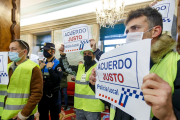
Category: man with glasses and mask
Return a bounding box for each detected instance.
[0,40,43,120]
[89,6,180,120]
[39,43,62,120]
[58,46,104,120]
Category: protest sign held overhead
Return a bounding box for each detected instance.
[152,0,175,31]
[62,24,92,53]
[0,52,9,85]
[96,39,151,120]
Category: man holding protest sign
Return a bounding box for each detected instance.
[59,46,104,120]
[0,40,43,120]
[89,6,180,120]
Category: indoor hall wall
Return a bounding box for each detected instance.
[20,34,36,57]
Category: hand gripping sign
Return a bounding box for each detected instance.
[62,24,92,53]
[0,52,9,85]
[95,40,151,120]
[152,0,175,31]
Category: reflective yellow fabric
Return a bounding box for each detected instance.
[2,60,39,119]
[74,64,104,112]
[150,52,180,117]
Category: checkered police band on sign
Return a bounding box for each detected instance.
[95,40,152,120]
[0,52,9,85]
[62,24,92,53]
[152,0,175,31]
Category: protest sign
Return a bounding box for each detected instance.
[38,52,44,60]
[62,24,92,53]
[30,54,39,65]
[152,0,175,31]
[96,39,151,120]
[0,52,9,85]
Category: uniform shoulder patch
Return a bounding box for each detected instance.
[57,67,62,72]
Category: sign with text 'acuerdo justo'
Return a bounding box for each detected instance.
[96,39,151,120]
[152,0,175,31]
[62,24,92,53]
[0,52,9,85]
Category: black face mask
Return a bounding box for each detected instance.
[84,56,92,65]
[43,50,52,58]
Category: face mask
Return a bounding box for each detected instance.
[43,50,52,58]
[8,50,24,62]
[84,56,92,65]
[126,27,154,44]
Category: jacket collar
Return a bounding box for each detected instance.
[151,35,176,63]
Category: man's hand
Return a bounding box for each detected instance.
[149,0,158,7]
[89,68,97,85]
[89,39,97,52]
[13,115,21,120]
[59,44,66,55]
[40,63,46,70]
[141,73,176,120]
[47,62,54,68]
[71,77,75,81]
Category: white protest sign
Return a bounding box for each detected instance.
[96,40,151,120]
[38,52,44,60]
[62,24,92,53]
[152,0,175,31]
[0,52,9,85]
[30,54,39,65]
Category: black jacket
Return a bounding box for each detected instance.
[41,57,62,105]
[59,54,96,74]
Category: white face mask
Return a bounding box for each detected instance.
[126,27,154,44]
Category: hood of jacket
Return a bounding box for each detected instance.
[151,34,176,63]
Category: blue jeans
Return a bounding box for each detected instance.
[76,109,101,120]
[61,87,68,106]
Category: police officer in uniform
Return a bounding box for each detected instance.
[39,43,62,120]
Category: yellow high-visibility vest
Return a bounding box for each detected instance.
[74,64,104,112]
[110,52,180,120]
[110,104,116,120]
[1,59,39,119]
[0,85,7,117]
[150,52,180,117]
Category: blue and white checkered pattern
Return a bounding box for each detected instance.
[0,73,8,77]
[122,87,144,101]
[0,72,8,83]
[118,87,144,108]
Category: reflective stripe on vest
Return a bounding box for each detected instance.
[110,104,116,120]
[75,80,89,85]
[74,63,104,112]
[1,59,39,119]
[4,104,25,110]
[7,93,30,98]
[0,102,4,107]
[0,91,7,96]
[150,52,180,118]
[74,93,98,99]
[0,85,7,117]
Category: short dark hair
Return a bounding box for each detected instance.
[125,6,163,35]
[79,61,83,64]
[11,39,30,55]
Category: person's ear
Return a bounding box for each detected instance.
[24,49,28,55]
[53,50,55,54]
[151,26,162,38]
